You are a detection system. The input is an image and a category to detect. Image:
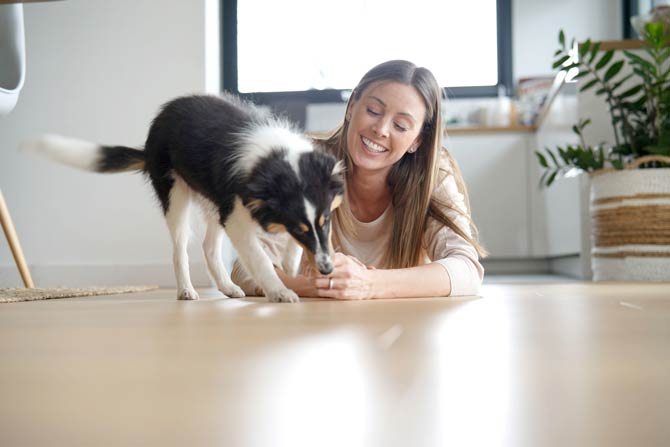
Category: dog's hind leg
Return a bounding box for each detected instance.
[165,177,199,300]
[225,198,299,303]
[203,216,245,298]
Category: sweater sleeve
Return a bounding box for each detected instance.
[424,154,484,296]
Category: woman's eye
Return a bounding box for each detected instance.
[394,123,408,132]
[366,108,381,116]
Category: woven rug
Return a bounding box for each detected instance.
[0,285,159,303]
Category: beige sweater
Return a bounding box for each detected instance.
[232,152,484,297]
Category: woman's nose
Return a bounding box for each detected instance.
[372,117,390,137]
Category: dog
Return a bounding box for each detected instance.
[24,93,344,303]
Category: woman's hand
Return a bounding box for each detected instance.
[314,253,377,300]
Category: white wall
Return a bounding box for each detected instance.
[513,0,622,81]
[0,0,223,287]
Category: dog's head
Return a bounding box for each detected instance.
[245,148,345,275]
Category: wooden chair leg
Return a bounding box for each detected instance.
[0,189,35,288]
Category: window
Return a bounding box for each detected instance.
[222,0,512,104]
[622,0,653,39]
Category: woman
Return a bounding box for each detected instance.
[233,60,485,299]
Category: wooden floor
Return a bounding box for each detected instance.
[1,281,669,447]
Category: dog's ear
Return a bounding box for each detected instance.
[329,159,345,196]
[331,160,345,178]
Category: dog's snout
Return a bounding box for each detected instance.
[316,252,333,275]
[318,261,333,275]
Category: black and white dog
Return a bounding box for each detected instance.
[25,93,344,303]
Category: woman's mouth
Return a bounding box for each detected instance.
[361,136,388,154]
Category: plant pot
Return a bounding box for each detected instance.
[590,156,670,281]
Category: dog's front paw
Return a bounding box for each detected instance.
[220,284,245,298]
[266,288,300,303]
[177,288,199,301]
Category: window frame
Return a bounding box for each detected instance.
[221,0,513,103]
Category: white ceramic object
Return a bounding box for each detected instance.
[0,4,25,115]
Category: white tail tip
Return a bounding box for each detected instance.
[21,134,102,171]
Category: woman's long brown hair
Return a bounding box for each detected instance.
[319,60,486,268]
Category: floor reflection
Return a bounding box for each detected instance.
[240,330,373,447]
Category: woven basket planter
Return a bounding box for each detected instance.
[590,156,670,281]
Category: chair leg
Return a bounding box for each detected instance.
[0,189,35,288]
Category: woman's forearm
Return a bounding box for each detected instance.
[370,263,452,298]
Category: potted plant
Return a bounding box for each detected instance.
[535,21,670,281]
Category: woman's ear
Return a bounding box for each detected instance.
[408,137,422,153]
[345,104,352,122]
[344,95,357,122]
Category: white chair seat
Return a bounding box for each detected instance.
[0,4,25,115]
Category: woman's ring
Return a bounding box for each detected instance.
[329,278,334,289]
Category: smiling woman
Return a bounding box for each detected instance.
[345,82,426,177]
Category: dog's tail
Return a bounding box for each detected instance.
[21,134,145,173]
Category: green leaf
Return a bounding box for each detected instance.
[660,64,670,80]
[659,132,670,146]
[633,65,655,79]
[554,49,563,57]
[588,41,602,63]
[558,147,570,163]
[620,84,644,99]
[624,51,656,73]
[633,95,647,109]
[552,55,571,69]
[559,30,566,48]
[579,39,591,59]
[604,60,625,82]
[572,70,590,79]
[546,149,560,167]
[579,78,599,92]
[580,118,592,128]
[539,171,548,188]
[660,48,670,68]
[611,159,624,170]
[644,144,670,156]
[611,73,634,91]
[546,170,558,187]
[595,50,614,70]
[644,22,664,43]
[535,151,549,168]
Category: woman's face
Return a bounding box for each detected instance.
[346,81,427,176]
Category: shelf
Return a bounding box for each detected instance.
[446,125,536,135]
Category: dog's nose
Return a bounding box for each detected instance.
[318,260,333,275]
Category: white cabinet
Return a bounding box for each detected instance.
[527,93,586,259]
[449,93,587,263]
[449,133,531,258]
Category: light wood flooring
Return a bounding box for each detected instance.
[1,280,669,447]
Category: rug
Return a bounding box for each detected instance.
[0,285,159,303]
